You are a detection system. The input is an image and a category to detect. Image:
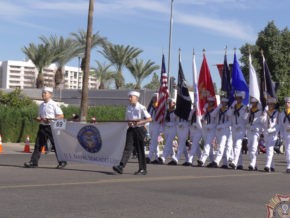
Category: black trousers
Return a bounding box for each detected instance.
[30,124,59,165]
[120,126,147,171]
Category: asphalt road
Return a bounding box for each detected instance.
[0,147,289,218]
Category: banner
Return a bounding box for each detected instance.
[51,120,127,166]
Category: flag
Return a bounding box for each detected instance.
[192,52,202,128]
[51,120,127,166]
[260,54,277,109]
[155,54,169,123]
[216,64,224,78]
[221,54,234,105]
[198,53,217,114]
[231,53,249,105]
[174,51,192,120]
[249,53,260,102]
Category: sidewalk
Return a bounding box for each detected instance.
[0,143,33,154]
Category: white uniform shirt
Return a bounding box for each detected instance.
[39,99,63,120]
[279,110,290,134]
[261,109,279,134]
[125,102,151,126]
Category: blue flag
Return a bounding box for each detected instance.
[221,54,234,105]
[174,52,192,120]
[231,53,249,105]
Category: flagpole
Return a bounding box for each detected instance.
[167,0,174,97]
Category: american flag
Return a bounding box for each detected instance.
[155,54,169,123]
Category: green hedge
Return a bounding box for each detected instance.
[0,105,125,143]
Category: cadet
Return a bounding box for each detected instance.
[229,91,249,170]
[261,97,279,172]
[197,96,218,167]
[146,93,162,164]
[24,87,66,168]
[247,97,263,171]
[113,91,152,175]
[208,97,231,168]
[279,96,290,173]
[158,98,177,164]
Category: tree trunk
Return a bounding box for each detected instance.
[80,0,94,122]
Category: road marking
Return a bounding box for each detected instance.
[0,172,279,190]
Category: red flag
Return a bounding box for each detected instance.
[198,54,217,114]
[155,54,169,123]
[216,64,224,78]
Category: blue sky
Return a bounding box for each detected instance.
[0,0,289,89]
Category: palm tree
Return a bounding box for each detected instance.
[100,44,143,89]
[91,61,115,89]
[22,43,56,88]
[71,29,109,71]
[127,59,159,89]
[40,35,77,88]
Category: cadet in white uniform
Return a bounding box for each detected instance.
[146,93,162,164]
[261,97,279,172]
[229,91,249,170]
[187,105,202,165]
[197,96,218,167]
[208,97,231,168]
[158,98,177,164]
[279,97,290,174]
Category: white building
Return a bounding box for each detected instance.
[0,60,99,89]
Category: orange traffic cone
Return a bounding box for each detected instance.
[0,134,3,153]
[41,145,46,154]
[23,136,31,153]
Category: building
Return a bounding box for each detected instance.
[0,60,99,89]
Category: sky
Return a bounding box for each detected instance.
[0,0,289,89]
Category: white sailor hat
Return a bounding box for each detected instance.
[267,97,277,104]
[42,86,53,93]
[168,98,176,103]
[128,90,140,98]
[235,91,245,99]
[152,92,158,98]
[207,96,216,101]
[221,97,229,102]
[284,97,290,102]
[250,97,259,103]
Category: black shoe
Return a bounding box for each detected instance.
[237,165,243,170]
[134,169,147,175]
[182,162,192,167]
[207,162,218,168]
[270,168,275,172]
[151,159,160,164]
[229,162,236,170]
[286,169,290,174]
[113,165,123,174]
[220,165,228,169]
[168,160,177,166]
[197,160,204,167]
[145,157,151,164]
[157,157,164,165]
[248,165,254,171]
[56,161,67,169]
[264,167,270,172]
[24,161,38,168]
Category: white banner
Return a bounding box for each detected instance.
[51,120,127,166]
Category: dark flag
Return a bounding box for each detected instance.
[231,53,249,105]
[216,64,224,78]
[174,51,192,120]
[260,54,277,109]
[155,54,169,123]
[221,54,234,105]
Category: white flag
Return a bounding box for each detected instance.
[249,54,260,102]
[51,120,127,166]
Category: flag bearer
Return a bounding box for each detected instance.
[24,87,66,168]
[158,98,177,164]
[279,96,290,174]
[197,96,218,167]
[261,97,279,172]
[113,91,152,175]
[229,91,249,170]
[208,97,231,168]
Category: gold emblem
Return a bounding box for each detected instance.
[266,194,290,218]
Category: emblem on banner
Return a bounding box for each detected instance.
[266,194,290,218]
[77,125,102,153]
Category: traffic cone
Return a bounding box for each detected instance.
[0,134,3,153]
[41,145,46,154]
[23,136,31,153]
